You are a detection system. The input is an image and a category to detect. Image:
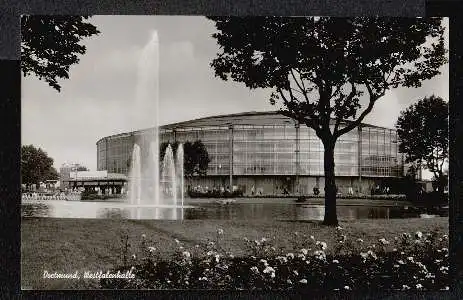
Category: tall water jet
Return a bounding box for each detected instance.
[161,145,177,219]
[127,31,185,220]
[129,30,160,207]
[129,144,142,206]
[177,143,184,216]
[150,141,160,206]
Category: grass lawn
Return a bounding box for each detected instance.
[21,217,448,290]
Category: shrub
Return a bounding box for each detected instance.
[100,228,449,291]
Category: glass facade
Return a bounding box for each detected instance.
[96,113,404,179]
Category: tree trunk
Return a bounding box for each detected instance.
[322,140,338,226]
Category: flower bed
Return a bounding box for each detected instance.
[100,227,449,291]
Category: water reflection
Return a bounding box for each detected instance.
[21,199,420,221]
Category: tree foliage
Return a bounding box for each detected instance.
[21,15,100,92]
[208,17,447,225]
[21,145,59,188]
[160,140,210,178]
[396,95,448,192]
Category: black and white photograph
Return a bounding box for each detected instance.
[21,16,449,291]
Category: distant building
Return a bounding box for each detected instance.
[59,163,88,189]
[96,111,406,195]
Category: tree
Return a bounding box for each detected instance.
[208,17,447,225]
[21,145,59,189]
[160,140,210,178]
[21,15,100,92]
[396,95,448,195]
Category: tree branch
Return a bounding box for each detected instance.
[290,69,309,102]
[334,82,384,138]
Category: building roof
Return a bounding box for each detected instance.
[65,173,127,182]
[97,110,394,144]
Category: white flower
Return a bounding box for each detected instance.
[336,225,343,231]
[332,259,339,264]
[287,279,292,284]
[442,234,448,240]
[260,259,268,266]
[217,228,224,235]
[402,285,411,290]
[286,253,295,259]
[367,250,377,260]
[398,260,405,265]
[182,251,191,259]
[416,283,423,289]
[277,256,288,264]
[357,238,364,243]
[261,237,268,243]
[314,250,326,260]
[206,251,214,256]
[263,266,275,277]
[415,231,423,239]
[344,285,350,290]
[148,246,156,253]
[310,235,315,240]
[301,248,308,255]
[299,279,307,284]
[316,241,328,250]
[293,270,299,276]
[393,264,400,268]
[215,254,220,263]
[174,239,180,244]
[250,266,259,273]
[195,244,200,248]
[379,238,389,245]
[392,248,397,252]
[407,256,414,262]
[131,254,136,259]
[141,234,146,239]
[360,252,368,259]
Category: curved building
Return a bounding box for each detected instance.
[96,111,404,195]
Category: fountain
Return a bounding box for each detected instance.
[177,144,184,219]
[126,30,185,219]
[129,144,142,206]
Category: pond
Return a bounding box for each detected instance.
[20,198,427,221]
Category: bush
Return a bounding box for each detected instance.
[100,228,449,291]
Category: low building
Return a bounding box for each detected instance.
[59,163,88,189]
[62,170,128,194]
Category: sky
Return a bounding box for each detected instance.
[21,16,449,178]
